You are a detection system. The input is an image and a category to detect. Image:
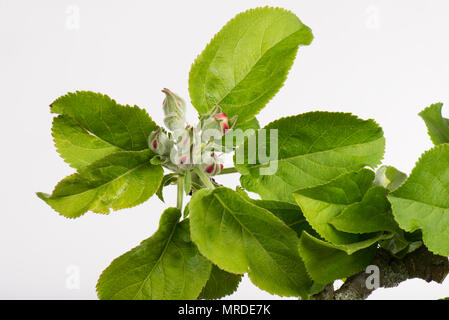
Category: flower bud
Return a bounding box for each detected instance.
[212,112,230,133]
[170,126,201,171]
[201,105,233,141]
[201,152,223,176]
[148,128,173,156]
[162,88,186,131]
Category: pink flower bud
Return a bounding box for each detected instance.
[201,107,232,140]
[205,163,223,174]
[179,155,188,165]
[212,113,230,134]
[148,128,173,156]
[201,152,223,176]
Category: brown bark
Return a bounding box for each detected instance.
[313,247,449,300]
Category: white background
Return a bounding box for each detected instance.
[1,0,448,299]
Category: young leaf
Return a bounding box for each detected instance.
[237,112,385,203]
[37,150,163,218]
[298,232,376,284]
[236,117,260,131]
[96,208,212,300]
[189,187,312,297]
[52,115,122,170]
[330,186,399,234]
[237,193,318,238]
[325,232,389,255]
[156,173,178,202]
[198,265,242,300]
[293,169,375,244]
[418,102,449,145]
[189,7,313,124]
[380,231,422,258]
[51,91,158,170]
[389,145,449,256]
[221,117,260,148]
[373,165,407,192]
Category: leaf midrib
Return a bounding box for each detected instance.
[53,162,148,199]
[241,136,384,169]
[132,222,179,299]
[199,15,301,114]
[216,15,293,105]
[212,192,300,290]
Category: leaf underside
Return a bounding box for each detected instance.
[418,102,449,145]
[97,208,212,300]
[189,187,312,297]
[198,265,243,300]
[298,232,376,284]
[37,150,163,218]
[51,91,158,170]
[389,144,449,256]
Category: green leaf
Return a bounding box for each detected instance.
[198,265,242,300]
[388,145,449,256]
[373,165,407,192]
[236,118,260,131]
[293,169,375,244]
[156,173,178,203]
[189,187,312,297]
[96,208,212,300]
[52,115,122,170]
[51,91,158,170]
[418,103,449,145]
[37,150,163,218]
[330,186,399,234]
[239,194,318,238]
[222,117,260,149]
[237,112,385,203]
[298,232,376,284]
[326,232,389,255]
[380,234,422,258]
[189,7,313,124]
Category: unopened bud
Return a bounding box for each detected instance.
[148,128,172,156]
[212,112,230,133]
[202,105,234,140]
[201,152,223,176]
[170,126,201,170]
[162,88,186,131]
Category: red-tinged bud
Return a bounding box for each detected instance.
[169,126,201,171]
[212,113,227,120]
[148,128,173,156]
[212,113,230,133]
[201,152,223,176]
[179,155,188,165]
[162,88,186,131]
[202,106,231,140]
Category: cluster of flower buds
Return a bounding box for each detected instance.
[148,89,237,178]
